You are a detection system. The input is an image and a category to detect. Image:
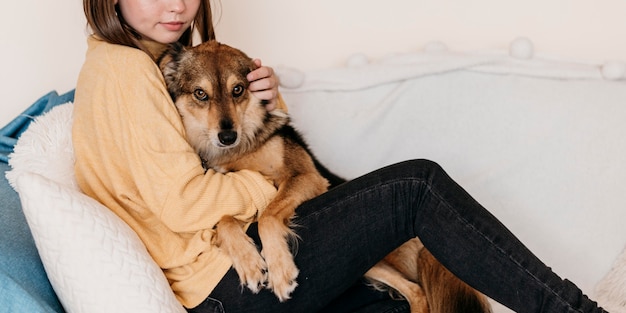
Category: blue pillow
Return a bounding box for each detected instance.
[0,90,72,312]
[0,162,65,312]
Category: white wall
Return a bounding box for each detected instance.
[2,0,626,126]
[1,1,87,127]
[215,0,626,68]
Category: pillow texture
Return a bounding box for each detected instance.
[6,103,185,313]
[0,89,75,163]
[595,245,626,313]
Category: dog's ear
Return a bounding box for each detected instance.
[157,42,185,72]
[247,57,259,76]
[158,42,187,100]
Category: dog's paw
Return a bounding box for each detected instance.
[212,165,229,174]
[264,251,299,302]
[230,241,268,293]
[239,261,268,294]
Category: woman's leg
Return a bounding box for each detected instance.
[191,159,606,313]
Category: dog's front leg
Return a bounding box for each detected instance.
[258,213,299,302]
[215,216,268,293]
[257,172,329,301]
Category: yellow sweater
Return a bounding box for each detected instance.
[72,36,279,308]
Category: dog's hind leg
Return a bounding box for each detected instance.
[365,260,429,313]
[215,216,268,293]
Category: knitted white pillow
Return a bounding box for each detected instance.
[595,245,626,313]
[6,103,185,313]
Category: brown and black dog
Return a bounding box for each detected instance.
[159,40,491,312]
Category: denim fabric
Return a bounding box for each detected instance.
[191,160,606,313]
[322,281,409,313]
[0,162,64,312]
[0,90,75,163]
[189,297,225,313]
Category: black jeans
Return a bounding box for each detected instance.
[189,159,606,313]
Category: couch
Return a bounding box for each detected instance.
[2,39,625,312]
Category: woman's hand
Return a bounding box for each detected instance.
[247,59,279,111]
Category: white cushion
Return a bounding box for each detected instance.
[6,103,185,313]
[595,245,626,312]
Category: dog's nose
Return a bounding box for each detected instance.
[218,130,238,146]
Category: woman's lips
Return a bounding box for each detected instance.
[162,22,184,31]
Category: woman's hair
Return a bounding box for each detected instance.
[83,0,216,57]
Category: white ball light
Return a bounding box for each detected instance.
[276,67,305,89]
[509,37,534,60]
[601,62,626,80]
[423,41,448,53]
[346,53,370,67]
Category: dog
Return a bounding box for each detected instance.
[159,40,492,312]
[158,41,344,302]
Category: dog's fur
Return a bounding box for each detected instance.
[159,40,491,312]
[365,238,492,313]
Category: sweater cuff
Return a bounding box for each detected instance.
[230,169,277,217]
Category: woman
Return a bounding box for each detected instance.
[73,0,607,312]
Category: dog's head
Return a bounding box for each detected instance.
[159,41,286,164]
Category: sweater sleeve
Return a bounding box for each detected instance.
[73,40,277,234]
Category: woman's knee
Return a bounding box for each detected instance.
[390,159,445,180]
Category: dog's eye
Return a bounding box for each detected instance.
[232,85,244,98]
[193,88,208,101]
